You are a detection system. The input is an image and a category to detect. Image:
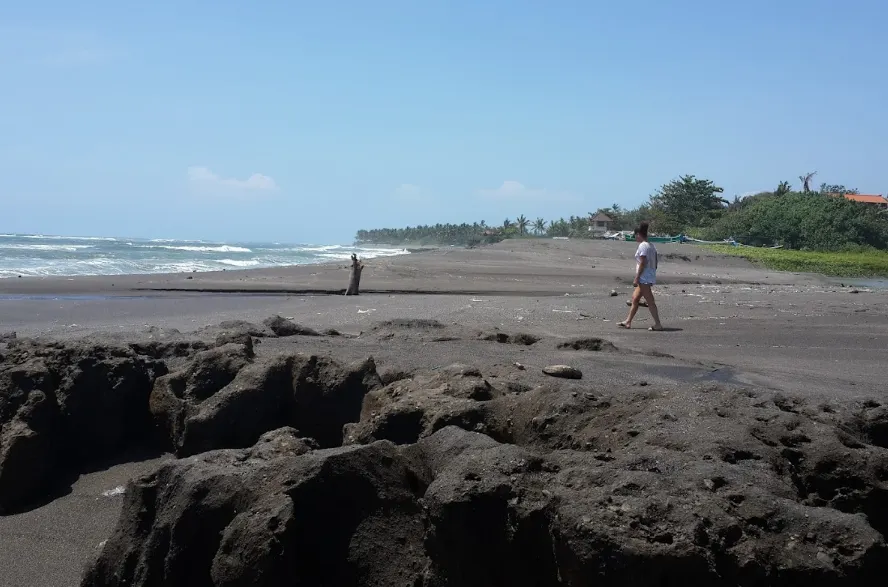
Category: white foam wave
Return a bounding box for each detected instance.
[356,247,410,256]
[217,258,262,267]
[150,245,253,253]
[0,239,409,278]
[15,234,117,241]
[298,244,347,252]
[0,243,95,252]
[316,253,355,260]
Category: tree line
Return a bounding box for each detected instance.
[354,214,619,246]
[356,174,888,251]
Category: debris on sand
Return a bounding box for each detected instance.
[479,331,540,345]
[262,315,321,337]
[542,364,583,379]
[100,486,125,498]
[556,337,618,352]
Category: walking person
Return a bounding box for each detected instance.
[618,221,663,331]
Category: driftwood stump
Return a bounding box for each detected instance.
[345,253,364,295]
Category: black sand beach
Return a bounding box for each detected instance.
[1,239,886,586]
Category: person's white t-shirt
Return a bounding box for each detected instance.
[635,241,658,284]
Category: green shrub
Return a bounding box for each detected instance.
[700,193,888,250]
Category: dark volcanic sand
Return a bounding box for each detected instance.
[0,239,886,586]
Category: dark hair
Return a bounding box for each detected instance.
[634,221,649,238]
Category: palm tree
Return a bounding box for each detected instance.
[533,218,546,235]
[516,214,529,236]
[799,172,817,193]
[503,218,513,230]
[775,181,792,196]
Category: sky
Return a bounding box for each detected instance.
[1,0,887,244]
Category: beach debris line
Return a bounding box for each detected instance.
[345,253,364,296]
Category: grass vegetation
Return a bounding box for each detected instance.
[707,245,888,278]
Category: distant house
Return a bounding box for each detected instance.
[840,194,888,209]
[587,212,614,236]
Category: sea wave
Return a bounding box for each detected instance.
[11,234,118,242]
[149,245,253,253]
[217,259,262,267]
[0,235,409,278]
[0,243,95,252]
[297,245,348,252]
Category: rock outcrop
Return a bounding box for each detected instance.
[150,349,382,456]
[0,334,381,513]
[0,340,164,513]
[83,428,429,587]
[3,325,887,585]
[84,420,888,586]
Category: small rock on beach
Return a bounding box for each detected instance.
[542,365,583,379]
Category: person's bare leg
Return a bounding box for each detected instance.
[620,286,643,327]
[640,284,663,330]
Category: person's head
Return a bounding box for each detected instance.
[634,221,650,242]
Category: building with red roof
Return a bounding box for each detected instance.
[836,194,887,209]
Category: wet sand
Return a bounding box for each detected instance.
[1,238,886,586]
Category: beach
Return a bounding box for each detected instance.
[1,238,887,586]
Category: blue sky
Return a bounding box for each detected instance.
[2,0,886,244]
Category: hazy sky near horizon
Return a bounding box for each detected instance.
[2,0,886,244]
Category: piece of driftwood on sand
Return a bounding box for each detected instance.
[345,253,364,296]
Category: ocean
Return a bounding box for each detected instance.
[0,234,408,278]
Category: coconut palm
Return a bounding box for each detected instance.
[776,181,792,196]
[533,218,546,235]
[799,172,817,193]
[516,214,529,236]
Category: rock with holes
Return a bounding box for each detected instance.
[149,343,255,449]
[0,340,164,513]
[421,423,888,585]
[542,365,583,379]
[88,422,888,587]
[81,430,429,587]
[342,365,515,446]
[150,351,382,456]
